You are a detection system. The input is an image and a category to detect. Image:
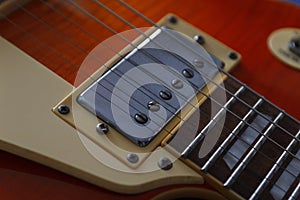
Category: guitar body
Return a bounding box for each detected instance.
[0,0,299,199]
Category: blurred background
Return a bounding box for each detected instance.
[286,0,300,5]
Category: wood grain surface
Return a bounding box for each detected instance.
[0,0,299,199]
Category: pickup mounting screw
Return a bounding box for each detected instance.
[194,35,205,45]
[96,123,109,134]
[168,16,177,24]
[158,157,173,170]
[58,105,70,115]
[228,51,238,60]
[127,153,139,163]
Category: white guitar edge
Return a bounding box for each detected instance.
[0,36,206,194]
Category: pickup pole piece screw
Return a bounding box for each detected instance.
[159,89,172,100]
[58,105,70,115]
[148,101,160,112]
[171,79,183,89]
[96,123,109,134]
[193,59,204,68]
[134,113,148,124]
[182,68,194,78]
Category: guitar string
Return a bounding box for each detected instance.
[116,0,300,142]
[2,2,236,147]
[69,0,300,153]
[44,2,300,195]
[65,0,300,158]
[29,2,300,188]
[63,0,300,165]
[9,0,300,180]
[17,0,264,149]
[3,0,298,191]
[34,0,300,188]
[16,1,219,136]
[1,2,298,195]
[55,0,300,167]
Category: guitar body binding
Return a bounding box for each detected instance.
[0,14,239,198]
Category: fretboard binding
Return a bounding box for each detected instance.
[249,129,300,200]
[224,112,284,188]
[181,86,245,158]
[201,98,263,172]
[288,182,300,200]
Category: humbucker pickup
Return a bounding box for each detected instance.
[53,14,240,166]
[77,27,221,147]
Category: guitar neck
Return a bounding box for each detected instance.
[167,76,300,199]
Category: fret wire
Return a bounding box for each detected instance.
[42,2,300,162]
[48,0,296,159]
[288,182,300,200]
[9,0,300,164]
[12,0,300,163]
[197,139,298,199]
[201,98,264,172]
[5,0,300,177]
[88,0,300,161]
[69,1,300,197]
[3,5,298,198]
[181,86,245,157]
[65,0,300,160]
[224,112,284,188]
[250,130,300,200]
[117,0,300,143]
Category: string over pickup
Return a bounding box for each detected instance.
[77,27,222,147]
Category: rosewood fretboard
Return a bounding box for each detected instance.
[168,76,300,200]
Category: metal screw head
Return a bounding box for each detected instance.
[228,51,238,60]
[148,101,160,112]
[171,79,183,89]
[134,113,148,124]
[289,37,300,56]
[127,153,139,163]
[57,105,70,115]
[158,157,173,170]
[194,35,205,45]
[159,89,172,100]
[193,59,204,68]
[96,123,109,134]
[168,16,177,24]
[182,68,194,78]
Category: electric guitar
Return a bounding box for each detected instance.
[0,0,299,199]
